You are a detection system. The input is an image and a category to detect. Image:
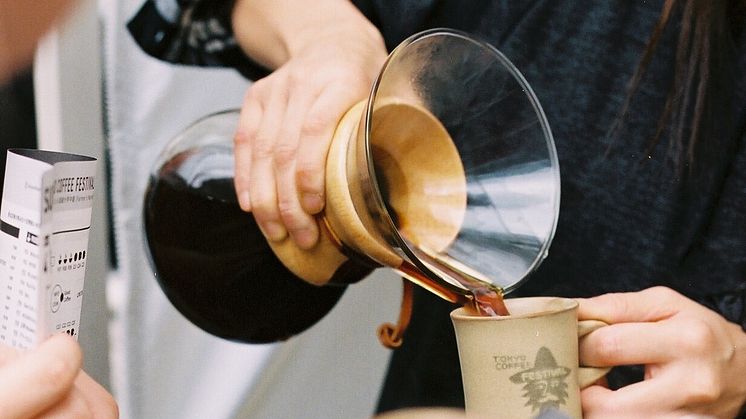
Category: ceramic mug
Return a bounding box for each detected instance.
[450,297,609,418]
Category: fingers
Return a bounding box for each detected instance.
[576,286,683,324]
[249,78,288,242]
[237,72,326,249]
[0,334,81,418]
[35,385,92,419]
[234,88,263,211]
[32,372,118,419]
[0,341,20,364]
[582,366,717,417]
[579,288,744,417]
[581,312,732,370]
[273,86,320,248]
[73,371,119,418]
[582,377,682,416]
[579,321,676,367]
[234,71,363,250]
[233,31,383,250]
[296,82,363,210]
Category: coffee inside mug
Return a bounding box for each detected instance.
[453,296,577,320]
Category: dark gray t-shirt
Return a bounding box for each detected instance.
[128,0,746,412]
[352,1,746,411]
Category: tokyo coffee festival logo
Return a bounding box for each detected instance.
[509,346,571,413]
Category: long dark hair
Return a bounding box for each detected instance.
[610,0,745,172]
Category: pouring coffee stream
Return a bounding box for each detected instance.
[142,29,560,345]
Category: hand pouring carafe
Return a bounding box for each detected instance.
[143,29,561,344]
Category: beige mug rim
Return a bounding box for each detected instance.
[450,296,578,321]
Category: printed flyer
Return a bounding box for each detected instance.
[0,149,97,349]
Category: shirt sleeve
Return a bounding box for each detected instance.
[699,126,746,334]
[701,286,746,333]
[126,0,271,80]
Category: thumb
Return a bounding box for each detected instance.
[0,333,82,418]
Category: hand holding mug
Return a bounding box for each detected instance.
[578,286,746,418]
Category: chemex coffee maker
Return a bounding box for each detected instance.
[142,29,560,345]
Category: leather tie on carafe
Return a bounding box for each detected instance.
[376,279,414,349]
[319,212,414,349]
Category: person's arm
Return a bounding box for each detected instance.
[0,334,118,418]
[230,0,381,70]
[577,286,746,418]
[230,0,387,249]
[128,0,388,251]
[126,0,270,80]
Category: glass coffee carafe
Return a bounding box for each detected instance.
[142,29,560,343]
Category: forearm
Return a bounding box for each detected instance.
[127,0,265,75]
[231,0,382,69]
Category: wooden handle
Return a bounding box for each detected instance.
[266,218,350,286]
[268,98,467,287]
[267,101,395,285]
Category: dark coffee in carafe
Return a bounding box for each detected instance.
[143,170,371,343]
[142,29,561,344]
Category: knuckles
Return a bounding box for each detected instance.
[233,127,254,147]
[300,113,332,139]
[251,136,275,159]
[272,142,299,167]
[295,163,323,193]
[644,286,682,305]
[247,77,270,98]
[589,329,625,364]
[249,198,277,221]
[675,317,718,356]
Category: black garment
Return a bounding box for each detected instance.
[127,0,746,414]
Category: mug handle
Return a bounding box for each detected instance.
[577,319,611,388]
